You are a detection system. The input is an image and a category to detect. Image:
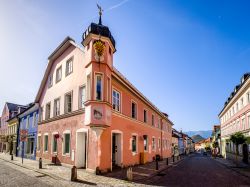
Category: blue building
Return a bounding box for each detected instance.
[17,103,39,160]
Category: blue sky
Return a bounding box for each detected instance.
[1,0,250,131]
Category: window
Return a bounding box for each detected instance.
[241,98,244,108]
[65,92,72,113]
[63,133,70,154]
[45,103,51,120]
[87,74,91,100]
[158,118,161,128]
[39,107,43,122]
[79,86,86,109]
[52,134,58,153]
[247,92,250,103]
[132,135,137,153]
[66,58,73,76]
[54,98,60,116]
[44,134,48,152]
[242,118,245,130]
[33,112,37,127]
[131,102,137,119]
[107,77,110,102]
[37,135,41,151]
[158,138,161,149]
[95,74,103,100]
[248,116,250,129]
[236,103,239,112]
[112,90,120,112]
[26,138,34,154]
[26,116,30,129]
[56,66,62,83]
[143,110,147,123]
[48,74,53,88]
[152,115,155,126]
[152,137,156,151]
[143,135,148,151]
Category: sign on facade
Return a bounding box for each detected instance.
[20,130,28,142]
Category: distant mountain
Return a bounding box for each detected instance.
[191,135,205,143]
[184,130,212,139]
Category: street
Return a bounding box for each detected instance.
[143,153,250,186]
[0,153,250,187]
[0,159,86,187]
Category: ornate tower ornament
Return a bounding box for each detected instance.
[94,40,105,61]
[97,4,103,25]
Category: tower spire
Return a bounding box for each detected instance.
[97,4,103,25]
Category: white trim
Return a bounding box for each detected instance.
[94,72,104,101]
[76,128,88,133]
[131,133,138,155]
[131,99,138,120]
[112,86,122,113]
[62,130,71,156]
[43,133,49,153]
[51,131,59,154]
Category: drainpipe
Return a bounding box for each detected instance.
[160,119,163,159]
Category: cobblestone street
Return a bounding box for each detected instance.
[140,153,250,186]
[0,159,92,187]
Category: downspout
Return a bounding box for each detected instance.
[161,119,163,158]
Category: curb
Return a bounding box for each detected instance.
[213,158,250,179]
[0,157,66,181]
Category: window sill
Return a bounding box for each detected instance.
[132,152,137,156]
[62,153,70,157]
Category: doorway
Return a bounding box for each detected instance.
[112,133,122,167]
[76,131,87,168]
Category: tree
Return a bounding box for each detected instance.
[230,132,246,164]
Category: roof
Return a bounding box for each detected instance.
[218,73,250,116]
[112,67,174,125]
[35,37,82,102]
[6,102,26,112]
[82,23,116,49]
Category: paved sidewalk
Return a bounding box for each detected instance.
[0,153,142,186]
[103,155,186,183]
[213,156,250,178]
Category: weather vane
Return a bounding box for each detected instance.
[97,4,103,25]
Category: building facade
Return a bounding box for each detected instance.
[17,103,39,160]
[35,18,173,173]
[219,73,250,161]
[0,103,26,153]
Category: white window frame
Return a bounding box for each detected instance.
[131,133,138,155]
[95,72,104,101]
[143,109,147,123]
[37,134,41,152]
[43,133,49,153]
[79,85,86,109]
[48,74,53,88]
[65,57,73,76]
[54,98,60,116]
[51,132,58,154]
[131,100,137,120]
[63,130,71,156]
[112,88,121,112]
[56,65,62,83]
[65,91,73,113]
[152,137,156,151]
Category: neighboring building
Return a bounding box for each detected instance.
[219,73,250,161]
[0,102,26,153]
[195,137,212,151]
[186,136,195,154]
[172,128,181,156]
[17,103,39,160]
[178,132,185,155]
[211,125,221,154]
[35,15,173,173]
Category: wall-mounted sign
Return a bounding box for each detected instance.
[93,108,103,120]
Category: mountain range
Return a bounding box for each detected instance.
[191,134,205,143]
[184,130,212,139]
